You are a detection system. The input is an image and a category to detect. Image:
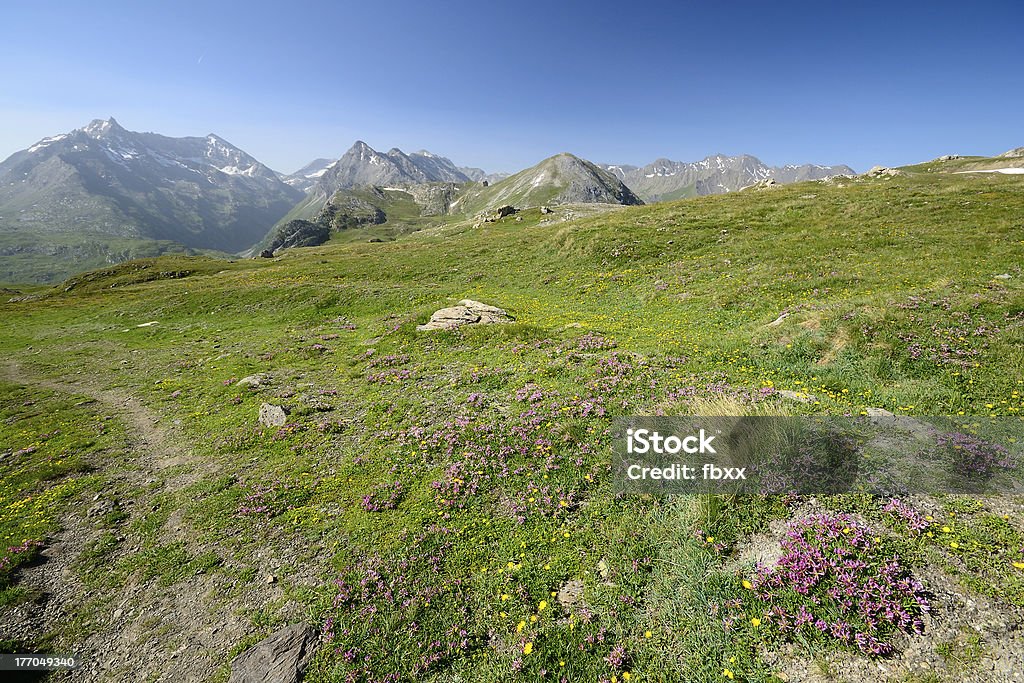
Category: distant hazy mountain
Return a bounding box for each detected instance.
[282,158,336,192]
[601,154,855,202]
[458,166,511,184]
[0,117,303,281]
[280,141,489,226]
[310,141,472,200]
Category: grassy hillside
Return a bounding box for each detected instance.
[1,167,1023,681]
[0,228,214,285]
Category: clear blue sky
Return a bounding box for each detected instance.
[1,0,1021,175]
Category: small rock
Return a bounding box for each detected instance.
[766,312,789,327]
[227,623,318,683]
[994,273,1012,280]
[265,574,277,584]
[540,206,553,214]
[259,249,275,258]
[259,403,289,428]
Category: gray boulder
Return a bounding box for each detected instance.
[483,205,517,222]
[227,623,318,683]
[259,403,289,427]
[417,299,513,331]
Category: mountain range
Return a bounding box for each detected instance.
[601,155,854,202]
[0,118,304,281]
[0,117,863,283]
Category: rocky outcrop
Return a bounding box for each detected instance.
[863,166,904,178]
[321,192,387,230]
[744,178,779,190]
[404,183,462,216]
[417,299,513,331]
[227,623,318,683]
[999,147,1024,158]
[265,220,332,254]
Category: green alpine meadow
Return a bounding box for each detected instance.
[2,160,1023,681]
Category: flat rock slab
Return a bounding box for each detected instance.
[228,623,318,683]
[417,299,513,331]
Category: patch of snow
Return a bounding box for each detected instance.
[27,134,69,153]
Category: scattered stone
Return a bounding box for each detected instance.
[540,206,553,214]
[368,238,385,243]
[258,249,275,259]
[300,395,333,412]
[227,623,317,683]
[264,574,277,584]
[259,403,289,427]
[766,312,789,327]
[994,273,1012,280]
[863,166,904,178]
[136,321,159,328]
[597,558,610,580]
[417,299,513,331]
[936,154,962,161]
[483,205,517,222]
[746,178,779,190]
[87,498,120,518]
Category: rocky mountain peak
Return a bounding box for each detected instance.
[81,117,126,138]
